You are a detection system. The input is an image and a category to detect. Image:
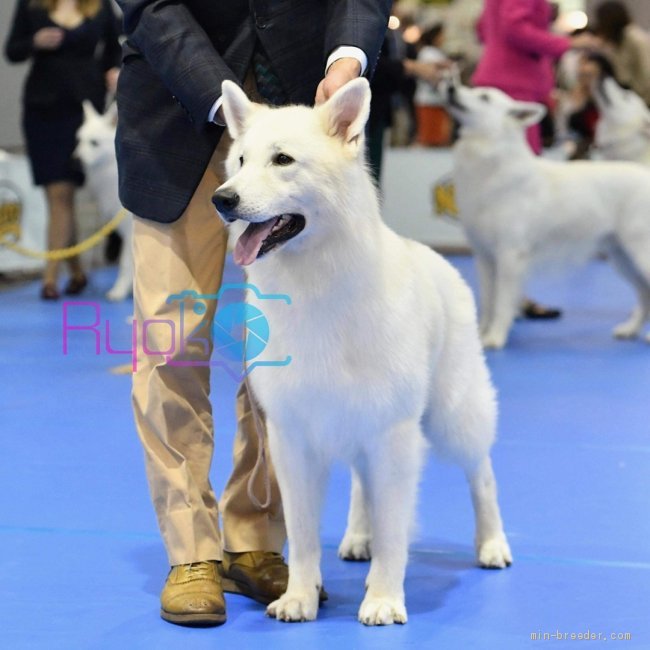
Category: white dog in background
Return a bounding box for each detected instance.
[76,102,133,301]
[446,81,650,349]
[213,78,511,626]
[593,76,650,165]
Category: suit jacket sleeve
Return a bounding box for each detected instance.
[325,0,391,76]
[116,0,239,125]
[4,0,34,63]
[500,0,570,60]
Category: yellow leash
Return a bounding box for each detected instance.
[0,208,129,261]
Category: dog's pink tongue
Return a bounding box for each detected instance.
[233,219,279,266]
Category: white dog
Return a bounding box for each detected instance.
[213,79,511,626]
[76,102,133,301]
[593,76,650,165]
[446,82,650,349]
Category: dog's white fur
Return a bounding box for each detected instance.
[76,102,133,301]
[447,83,650,349]
[593,77,650,165]
[216,79,511,626]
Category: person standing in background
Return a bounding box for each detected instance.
[594,1,650,107]
[473,0,595,154]
[414,23,453,147]
[4,0,121,300]
[367,29,451,184]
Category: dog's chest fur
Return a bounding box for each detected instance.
[243,232,447,453]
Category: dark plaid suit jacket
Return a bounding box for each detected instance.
[115,0,391,222]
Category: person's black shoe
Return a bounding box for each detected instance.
[521,299,562,320]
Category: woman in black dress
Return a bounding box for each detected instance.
[5,0,121,299]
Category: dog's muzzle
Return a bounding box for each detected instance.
[212,189,240,222]
[212,189,306,265]
[236,214,306,266]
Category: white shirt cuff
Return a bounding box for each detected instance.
[210,46,368,123]
[326,46,368,76]
[209,97,224,125]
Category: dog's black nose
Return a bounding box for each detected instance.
[212,189,240,213]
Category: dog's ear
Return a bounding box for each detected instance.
[82,100,100,123]
[508,101,547,127]
[221,80,258,139]
[319,78,371,148]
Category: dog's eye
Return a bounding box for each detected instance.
[90,139,99,147]
[273,153,294,166]
[479,94,490,103]
[239,155,244,167]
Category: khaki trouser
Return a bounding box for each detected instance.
[132,134,285,567]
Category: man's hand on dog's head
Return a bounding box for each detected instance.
[315,58,362,105]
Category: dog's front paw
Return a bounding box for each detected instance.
[338,533,371,561]
[477,535,512,569]
[613,321,640,340]
[358,595,407,626]
[106,284,131,302]
[481,331,507,349]
[266,591,319,623]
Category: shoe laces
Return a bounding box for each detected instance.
[186,562,213,580]
[259,553,285,568]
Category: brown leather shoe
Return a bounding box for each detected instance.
[160,561,226,626]
[219,551,328,605]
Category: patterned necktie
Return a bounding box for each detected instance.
[253,42,287,106]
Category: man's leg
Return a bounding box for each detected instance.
[132,138,288,625]
[221,382,285,554]
[132,157,227,568]
[218,382,291,604]
[132,146,229,626]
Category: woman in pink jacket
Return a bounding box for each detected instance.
[473,0,591,153]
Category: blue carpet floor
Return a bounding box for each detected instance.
[0,255,648,649]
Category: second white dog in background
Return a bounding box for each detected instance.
[593,76,650,166]
[446,81,650,349]
[76,102,133,302]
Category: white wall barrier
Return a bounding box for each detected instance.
[0,151,46,272]
[381,147,469,252]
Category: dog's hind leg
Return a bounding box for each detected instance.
[265,423,328,622]
[481,251,527,349]
[607,237,650,340]
[338,467,372,561]
[357,422,425,625]
[465,456,512,568]
[475,251,496,336]
[425,333,511,568]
